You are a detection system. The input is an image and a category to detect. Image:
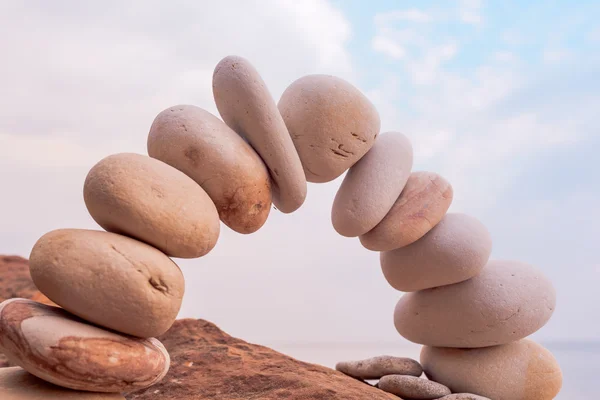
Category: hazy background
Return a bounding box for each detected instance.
[0,0,598,355]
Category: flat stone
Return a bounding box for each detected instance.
[30,229,184,338]
[213,55,307,213]
[439,394,491,400]
[380,213,492,291]
[84,153,220,258]
[335,355,422,379]
[394,260,556,348]
[148,105,272,233]
[0,367,124,399]
[360,171,453,251]
[278,74,380,183]
[378,375,451,399]
[0,298,169,393]
[421,339,562,400]
[332,132,413,237]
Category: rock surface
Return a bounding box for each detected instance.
[148,105,272,233]
[394,259,556,347]
[378,375,450,399]
[336,355,422,379]
[29,229,184,338]
[127,319,397,399]
[332,132,413,237]
[421,339,562,400]
[0,367,124,399]
[84,153,220,258]
[0,256,53,367]
[380,213,492,292]
[360,171,453,251]
[213,55,307,213]
[278,74,380,183]
[0,299,170,393]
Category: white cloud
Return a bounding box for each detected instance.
[543,48,572,64]
[493,51,518,63]
[374,9,432,24]
[458,0,483,25]
[372,35,406,59]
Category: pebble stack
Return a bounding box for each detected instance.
[0,54,562,398]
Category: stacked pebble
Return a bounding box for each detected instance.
[0,54,562,398]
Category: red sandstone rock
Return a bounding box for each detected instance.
[127,319,398,400]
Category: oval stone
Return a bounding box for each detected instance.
[360,171,453,251]
[439,395,491,400]
[0,367,124,399]
[421,339,563,400]
[0,299,169,393]
[394,260,556,348]
[29,229,184,338]
[331,132,413,237]
[83,153,220,258]
[378,375,451,399]
[380,213,492,292]
[335,355,422,380]
[213,55,307,213]
[148,105,272,234]
[278,74,380,183]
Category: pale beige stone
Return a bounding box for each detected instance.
[148,105,272,234]
[394,260,556,348]
[360,171,453,251]
[213,55,306,213]
[0,367,124,399]
[332,132,413,237]
[380,213,492,292]
[421,339,563,400]
[378,375,450,399]
[278,74,380,183]
[83,153,220,258]
[336,355,422,379]
[30,229,184,338]
[0,299,169,393]
[439,395,491,400]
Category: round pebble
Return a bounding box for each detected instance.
[378,375,451,399]
[29,229,184,338]
[421,339,563,400]
[335,355,422,380]
[380,213,492,292]
[84,152,220,258]
[278,74,380,183]
[148,105,272,234]
[439,395,491,400]
[394,260,556,348]
[213,55,307,213]
[360,171,453,251]
[331,132,413,237]
[0,299,169,393]
[0,367,124,399]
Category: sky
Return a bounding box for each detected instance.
[0,0,598,346]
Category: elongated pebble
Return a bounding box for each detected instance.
[84,153,220,258]
[332,132,413,237]
[394,260,556,348]
[278,74,380,183]
[30,229,184,338]
[0,367,124,399]
[213,55,306,213]
[148,105,272,234]
[380,213,492,292]
[439,395,491,400]
[336,355,422,379]
[0,299,170,393]
[378,375,451,399]
[360,171,453,251]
